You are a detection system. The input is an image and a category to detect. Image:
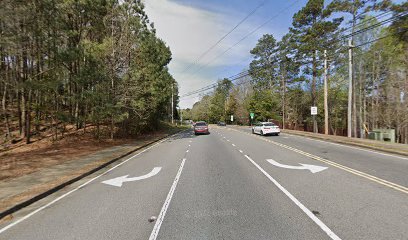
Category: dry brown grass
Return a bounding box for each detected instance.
[0,126,157,181]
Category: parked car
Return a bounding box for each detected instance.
[194,121,209,135]
[217,121,226,126]
[252,122,280,136]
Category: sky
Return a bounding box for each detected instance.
[143,0,310,109]
[143,0,400,109]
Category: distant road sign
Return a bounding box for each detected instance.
[311,106,317,115]
[231,115,234,122]
[250,112,254,119]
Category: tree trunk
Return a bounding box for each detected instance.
[20,89,26,139]
[2,82,11,139]
[281,65,286,130]
[371,57,376,129]
[352,72,357,137]
[35,91,41,132]
[358,60,364,138]
[26,89,32,144]
[323,50,329,135]
[312,50,317,133]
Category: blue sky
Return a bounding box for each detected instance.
[143,0,402,108]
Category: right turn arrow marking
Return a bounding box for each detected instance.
[267,159,328,173]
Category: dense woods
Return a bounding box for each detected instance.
[0,0,178,143]
[184,0,408,143]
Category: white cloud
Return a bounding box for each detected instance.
[144,0,226,64]
[143,0,285,108]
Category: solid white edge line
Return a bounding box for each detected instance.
[283,133,408,161]
[149,158,186,240]
[243,154,341,240]
[0,133,176,235]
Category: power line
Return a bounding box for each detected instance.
[183,0,302,80]
[327,23,408,62]
[341,10,393,34]
[180,72,249,98]
[180,70,251,98]
[306,12,407,63]
[178,0,269,76]
[354,29,408,48]
[188,2,392,82]
[183,27,407,100]
[206,57,252,81]
[342,12,405,40]
[181,10,406,101]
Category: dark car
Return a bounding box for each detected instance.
[194,121,209,135]
[217,121,226,126]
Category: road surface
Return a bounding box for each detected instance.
[1,126,407,240]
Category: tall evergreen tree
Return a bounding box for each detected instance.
[290,0,342,132]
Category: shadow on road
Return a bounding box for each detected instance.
[166,130,197,142]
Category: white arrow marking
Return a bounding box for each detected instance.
[267,159,327,173]
[102,167,162,187]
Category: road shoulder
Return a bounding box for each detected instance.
[0,128,187,223]
[228,125,408,157]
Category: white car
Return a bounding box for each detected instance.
[252,122,280,136]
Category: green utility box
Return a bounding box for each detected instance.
[368,129,395,143]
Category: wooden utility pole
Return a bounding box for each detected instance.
[324,50,329,135]
[348,39,353,138]
[312,50,318,134]
[281,62,286,130]
[171,83,174,124]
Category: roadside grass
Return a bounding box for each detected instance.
[0,122,188,182]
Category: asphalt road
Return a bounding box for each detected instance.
[1,126,407,240]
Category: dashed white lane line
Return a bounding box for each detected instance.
[227,140,230,142]
[243,154,341,240]
[226,133,340,239]
[186,150,189,153]
[149,158,186,240]
[232,144,236,147]
[188,145,191,147]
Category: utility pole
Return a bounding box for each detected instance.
[324,50,329,135]
[180,107,183,125]
[347,39,353,138]
[312,50,318,134]
[281,62,286,130]
[171,83,174,124]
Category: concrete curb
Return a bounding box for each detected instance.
[281,130,408,157]
[228,125,408,157]
[0,129,187,221]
